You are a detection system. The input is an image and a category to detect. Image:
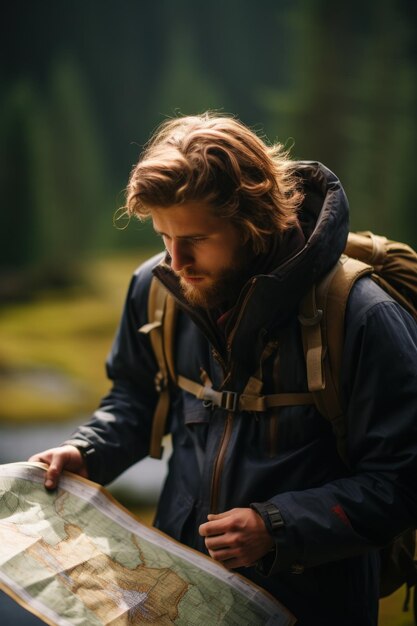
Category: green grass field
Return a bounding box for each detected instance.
[0,253,151,422]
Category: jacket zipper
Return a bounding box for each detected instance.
[211,347,227,374]
[209,278,258,513]
[210,411,234,513]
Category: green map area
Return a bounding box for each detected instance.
[0,463,294,625]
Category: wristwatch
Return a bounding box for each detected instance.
[251,501,285,534]
[63,439,95,461]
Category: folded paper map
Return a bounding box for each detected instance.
[0,462,294,625]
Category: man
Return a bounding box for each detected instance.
[30,113,417,625]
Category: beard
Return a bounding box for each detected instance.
[178,263,249,309]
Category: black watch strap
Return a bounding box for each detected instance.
[251,502,285,534]
[64,440,95,460]
[264,503,285,531]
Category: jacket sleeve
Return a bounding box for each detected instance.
[64,258,163,485]
[255,281,417,574]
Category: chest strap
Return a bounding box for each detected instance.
[177,374,314,412]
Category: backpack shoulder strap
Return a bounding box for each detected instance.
[139,276,177,459]
[299,256,373,463]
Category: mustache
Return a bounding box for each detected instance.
[178,269,209,278]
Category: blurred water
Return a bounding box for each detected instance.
[0,419,169,501]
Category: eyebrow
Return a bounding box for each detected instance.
[153,228,207,239]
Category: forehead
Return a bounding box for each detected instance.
[150,201,233,236]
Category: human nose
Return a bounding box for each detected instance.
[169,240,194,272]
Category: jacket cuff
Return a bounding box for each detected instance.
[251,501,305,576]
[62,439,96,477]
[250,502,284,576]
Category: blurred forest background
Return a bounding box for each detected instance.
[1,1,417,623]
[1,0,417,297]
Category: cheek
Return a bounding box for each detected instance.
[209,246,234,267]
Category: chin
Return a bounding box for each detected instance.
[181,282,219,308]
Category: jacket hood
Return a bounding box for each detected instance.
[240,161,349,327]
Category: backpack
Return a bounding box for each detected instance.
[139,230,417,615]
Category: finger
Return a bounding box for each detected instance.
[207,546,231,561]
[207,547,253,570]
[207,510,232,521]
[199,517,233,537]
[200,508,246,537]
[204,534,230,551]
[199,521,222,537]
[44,456,65,490]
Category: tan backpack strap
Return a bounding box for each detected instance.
[345,231,387,268]
[242,340,280,396]
[320,256,373,401]
[240,391,314,410]
[176,373,314,412]
[162,293,177,382]
[139,277,177,459]
[298,260,344,393]
[300,256,373,463]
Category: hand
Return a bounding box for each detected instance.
[199,507,274,569]
[28,445,88,490]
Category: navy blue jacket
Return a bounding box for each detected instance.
[67,163,417,625]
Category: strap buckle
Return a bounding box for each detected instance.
[154,371,167,392]
[298,308,323,326]
[201,388,239,412]
[219,390,238,412]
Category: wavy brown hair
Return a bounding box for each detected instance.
[124,112,304,254]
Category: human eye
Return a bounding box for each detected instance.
[188,236,207,245]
